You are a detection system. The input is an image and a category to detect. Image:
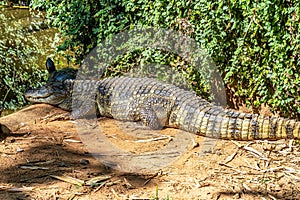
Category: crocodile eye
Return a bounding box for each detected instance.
[64,79,74,88]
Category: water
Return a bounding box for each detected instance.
[0,7,58,67]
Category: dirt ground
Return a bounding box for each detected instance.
[0,104,299,200]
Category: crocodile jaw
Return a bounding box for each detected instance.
[25,86,66,106]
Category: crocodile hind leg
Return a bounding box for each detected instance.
[140,106,162,129]
[139,96,173,130]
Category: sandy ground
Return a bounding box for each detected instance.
[0,104,299,200]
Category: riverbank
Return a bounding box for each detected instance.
[0,104,299,199]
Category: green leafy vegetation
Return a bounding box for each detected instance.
[0,8,50,110]
[30,0,299,118]
[1,0,299,118]
[0,1,72,111]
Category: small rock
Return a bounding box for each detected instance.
[0,123,11,135]
[59,162,67,167]
[80,159,90,165]
[7,138,15,143]
[16,147,24,152]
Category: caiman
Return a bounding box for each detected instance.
[25,58,300,140]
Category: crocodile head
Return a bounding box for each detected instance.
[25,58,77,110]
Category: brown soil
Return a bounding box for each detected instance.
[0,104,299,200]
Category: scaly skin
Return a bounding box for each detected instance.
[25,58,77,110]
[25,59,300,140]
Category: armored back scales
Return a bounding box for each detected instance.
[25,59,300,140]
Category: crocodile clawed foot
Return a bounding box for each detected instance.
[119,121,151,131]
[41,112,74,123]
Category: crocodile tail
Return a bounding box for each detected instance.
[200,108,300,140]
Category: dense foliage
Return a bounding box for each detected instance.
[28,0,300,117]
[0,8,54,110]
